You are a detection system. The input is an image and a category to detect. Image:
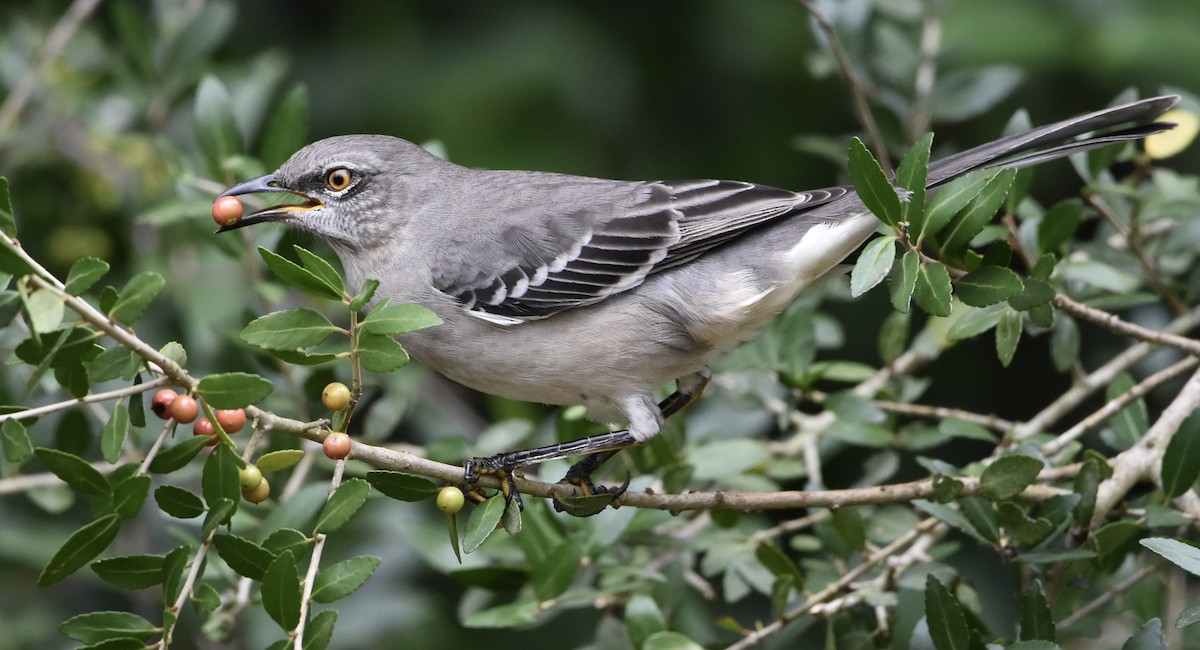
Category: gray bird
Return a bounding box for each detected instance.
[218,95,1177,508]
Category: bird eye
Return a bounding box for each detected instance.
[325,168,353,191]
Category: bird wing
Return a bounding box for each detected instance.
[429,177,848,325]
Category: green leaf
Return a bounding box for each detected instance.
[959,496,999,545]
[1090,520,1141,572]
[108,271,165,326]
[1037,198,1085,254]
[1009,278,1056,311]
[643,632,705,650]
[348,278,380,312]
[203,497,237,539]
[65,257,110,295]
[100,402,129,464]
[1161,412,1200,498]
[848,137,902,228]
[293,246,345,296]
[241,308,340,351]
[996,308,1023,367]
[59,611,158,644]
[1019,579,1056,641]
[154,484,205,519]
[2,418,34,464]
[257,449,306,472]
[24,287,64,333]
[147,435,212,473]
[756,542,804,587]
[356,331,410,372]
[532,540,582,601]
[34,447,112,497]
[1140,537,1200,577]
[213,533,276,580]
[1122,618,1166,650]
[258,247,343,300]
[925,573,971,650]
[890,249,919,312]
[361,302,443,335]
[1107,373,1148,448]
[303,609,338,650]
[462,600,540,628]
[922,170,988,239]
[203,443,242,508]
[196,372,273,408]
[938,168,1016,258]
[913,261,952,317]
[314,478,371,534]
[112,474,150,520]
[0,177,14,237]
[365,470,438,501]
[260,83,310,169]
[956,267,1023,307]
[1050,316,1079,372]
[194,76,244,173]
[947,302,1006,340]
[38,514,121,586]
[263,528,312,557]
[1176,605,1200,630]
[897,132,933,229]
[850,236,897,298]
[159,340,188,367]
[261,550,302,631]
[625,594,668,649]
[464,495,506,553]
[161,544,192,604]
[980,454,1043,501]
[193,582,222,617]
[91,554,165,589]
[311,555,381,603]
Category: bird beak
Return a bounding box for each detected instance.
[214,173,324,232]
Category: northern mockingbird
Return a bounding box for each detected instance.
[217,95,1177,509]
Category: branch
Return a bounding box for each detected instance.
[796,0,891,172]
[1092,364,1200,527]
[1053,294,1200,356]
[727,517,944,649]
[0,376,169,423]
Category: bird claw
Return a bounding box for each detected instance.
[463,456,524,511]
[552,471,631,516]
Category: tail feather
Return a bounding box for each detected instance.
[927,95,1179,187]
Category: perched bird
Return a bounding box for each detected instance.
[218,95,1177,509]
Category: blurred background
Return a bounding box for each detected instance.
[1,0,1198,648]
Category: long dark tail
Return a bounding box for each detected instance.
[927,95,1179,187]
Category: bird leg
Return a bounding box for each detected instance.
[463,370,710,514]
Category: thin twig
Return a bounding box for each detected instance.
[727,517,943,649]
[1053,294,1200,357]
[1041,356,1199,456]
[0,377,169,423]
[1056,564,1160,630]
[295,458,345,649]
[0,0,105,139]
[796,0,891,173]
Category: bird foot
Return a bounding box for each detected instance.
[463,455,524,511]
[552,470,631,517]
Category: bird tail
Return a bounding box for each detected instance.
[926,95,1179,187]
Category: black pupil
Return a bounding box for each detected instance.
[331,171,347,187]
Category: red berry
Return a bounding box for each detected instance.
[243,477,270,504]
[169,394,199,424]
[323,432,352,460]
[322,382,351,411]
[151,389,177,419]
[193,417,218,446]
[212,195,243,227]
[215,408,246,433]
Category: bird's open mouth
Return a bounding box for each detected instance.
[214,173,324,232]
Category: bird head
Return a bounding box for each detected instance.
[216,135,444,253]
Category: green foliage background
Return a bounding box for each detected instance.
[1,1,1200,649]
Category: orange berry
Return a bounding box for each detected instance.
[151,389,177,419]
[215,408,246,433]
[321,382,351,411]
[168,394,199,424]
[323,432,352,460]
[212,195,243,227]
[193,417,218,446]
[243,477,270,504]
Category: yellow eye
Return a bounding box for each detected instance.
[325,168,353,191]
